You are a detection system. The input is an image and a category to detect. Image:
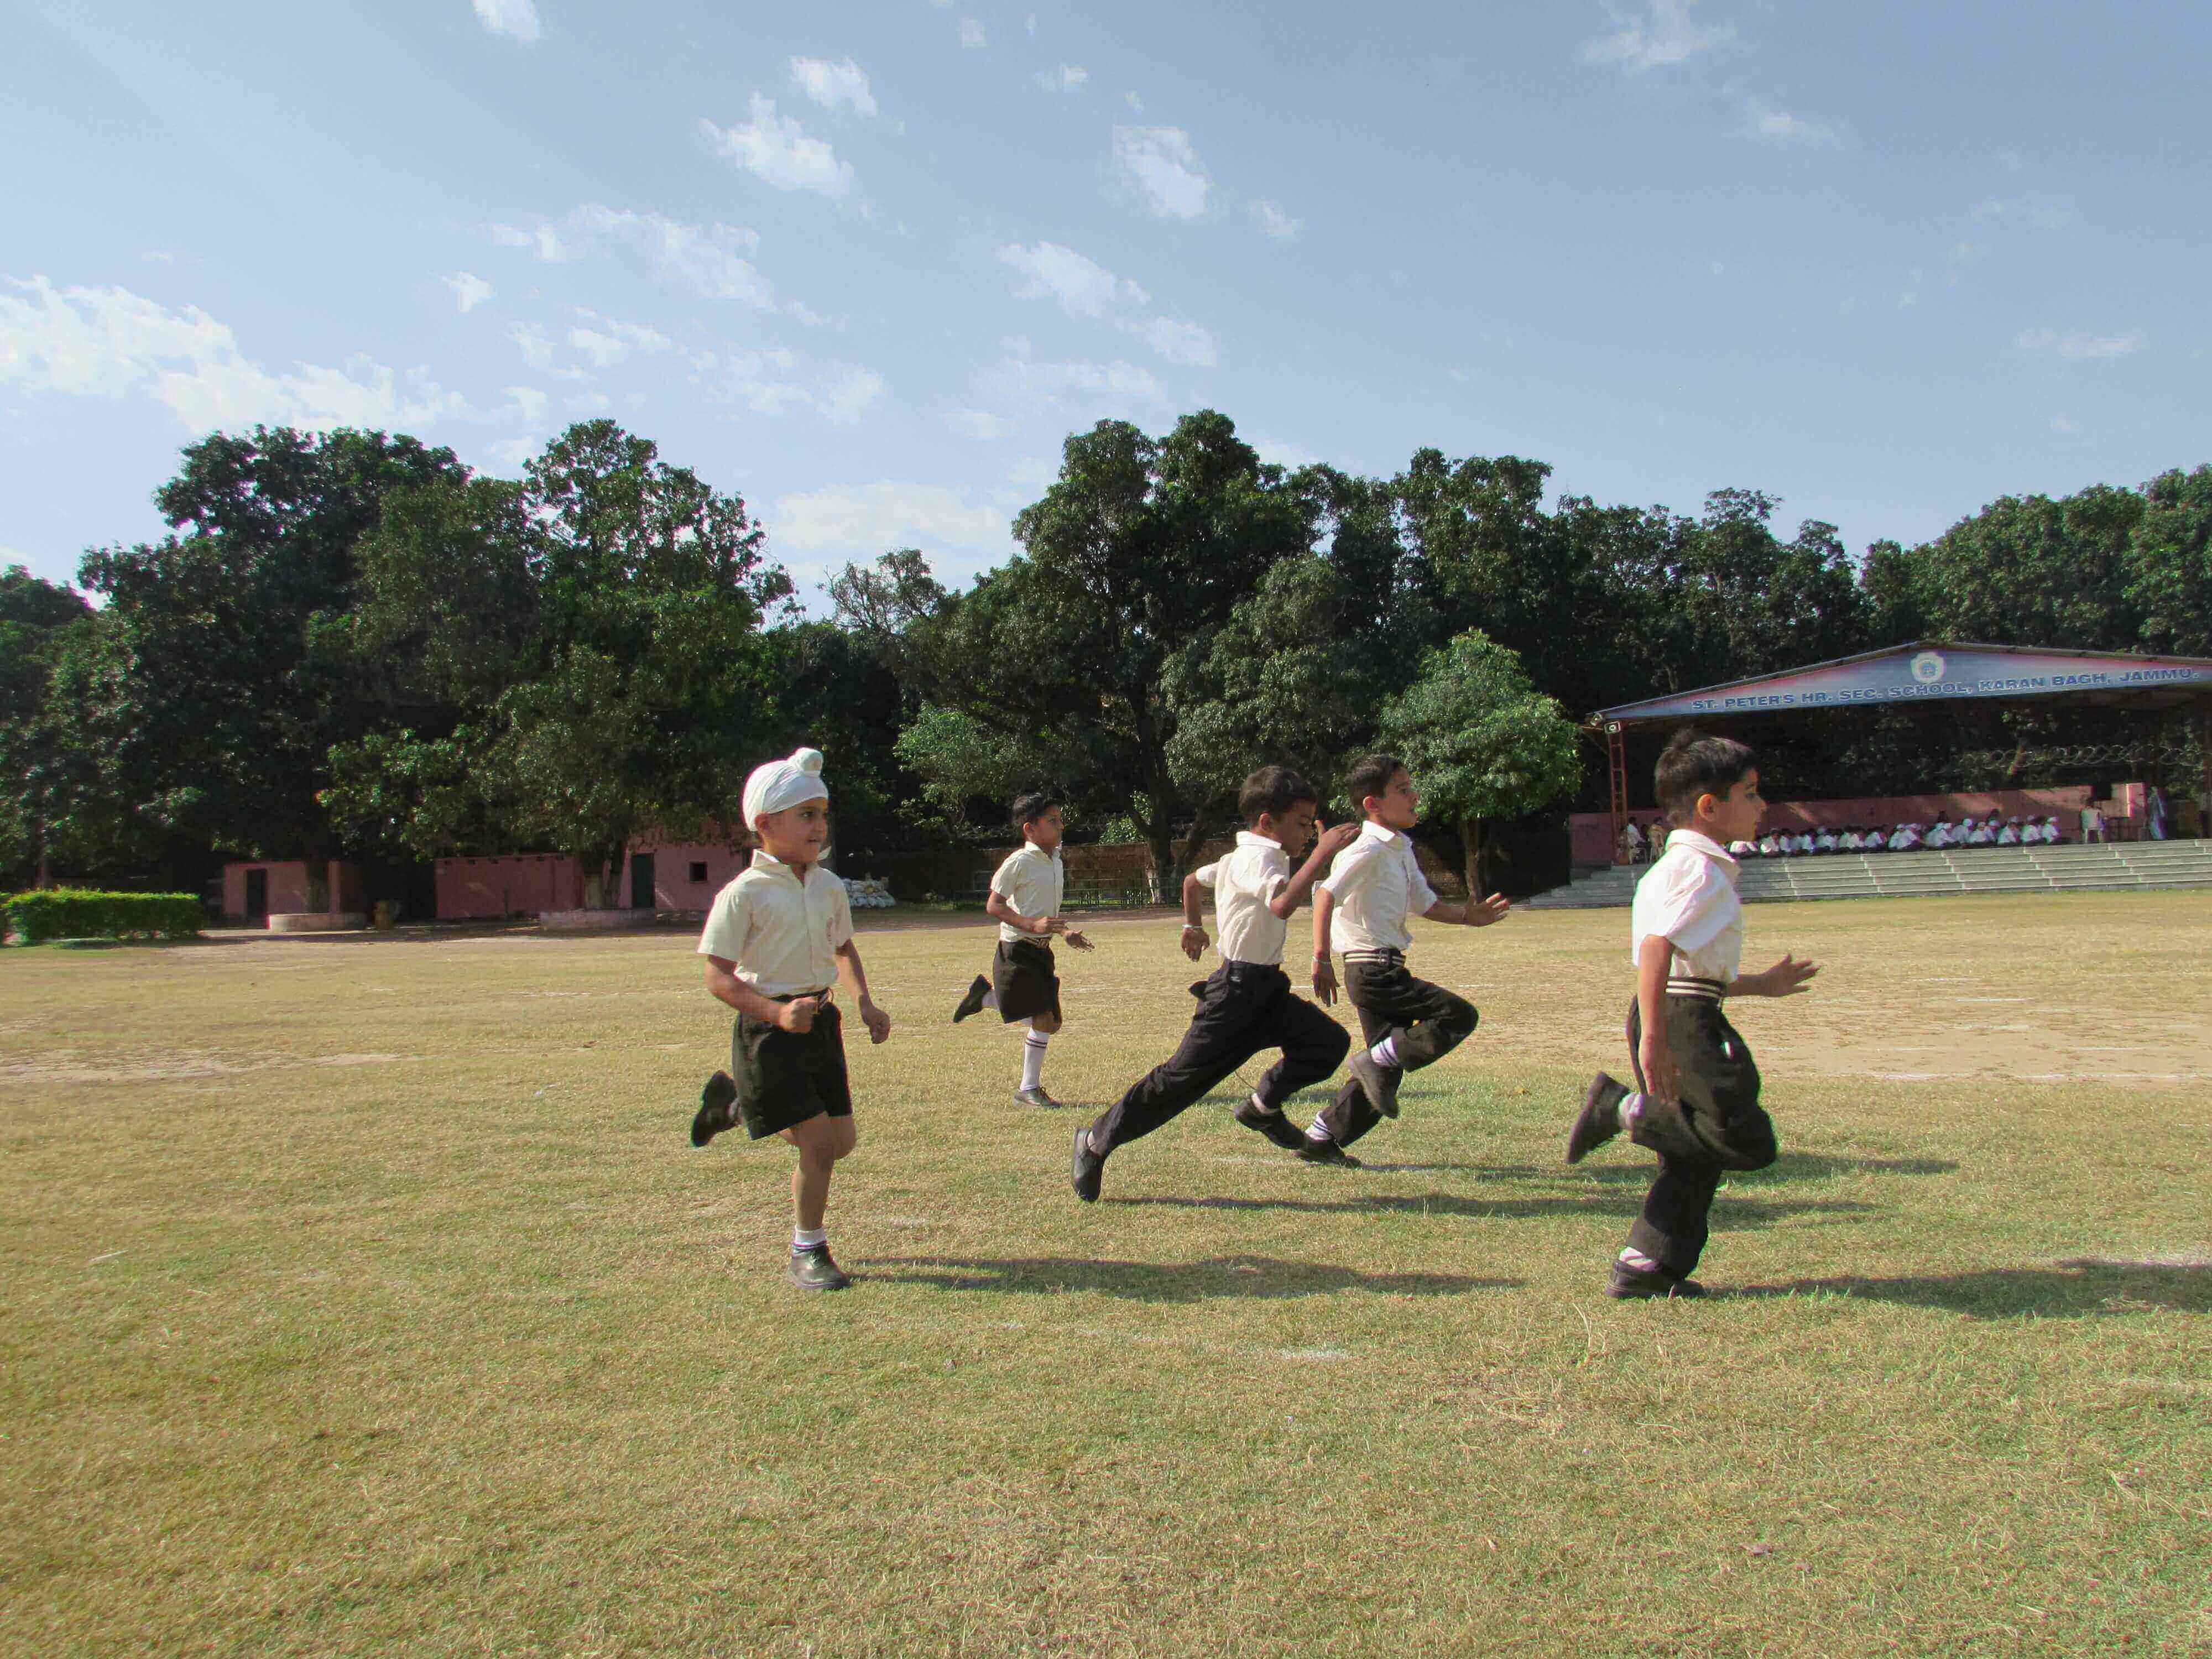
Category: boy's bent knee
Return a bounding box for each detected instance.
[1440,993,1478,1037]
[1030,1013,1062,1036]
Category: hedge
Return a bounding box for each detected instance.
[3,890,204,943]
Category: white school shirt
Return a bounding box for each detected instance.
[990,841,1065,945]
[1193,831,1292,966]
[1997,823,2019,845]
[1321,820,1439,955]
[697,851,854,996]
[1630,830,1743,988]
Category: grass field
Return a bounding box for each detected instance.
[5,892,2210,1657]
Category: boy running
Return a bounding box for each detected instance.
[689,748,893,1291]
[1566,729,1818,1298]
[1071,767,1358,1202]
[953,793,1092,1108]
[1302,754,1510,1166]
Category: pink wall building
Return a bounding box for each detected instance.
[220,859,365,921]
[434,854,585,920]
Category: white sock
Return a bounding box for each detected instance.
[1021,1031,1049,1091]
[1618,1247,1659,1272]
[1620,1091,1645,1129]
[1369,1034,1401,1069]
[1246,1091,1280,1118]
[982,985,998,1009]
[1305,1113,1333,1143]
[794,1227,827,1252]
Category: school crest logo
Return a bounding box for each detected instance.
[1909,650,1946,685]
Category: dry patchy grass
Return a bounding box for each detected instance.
[3,893,2209,1656]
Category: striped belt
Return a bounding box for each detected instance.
[1666,975,1725,1002]
[1342,947,1406,964]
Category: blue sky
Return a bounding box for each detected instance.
[3,0,2206,603]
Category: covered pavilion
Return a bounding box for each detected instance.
[1586,641,2212,860]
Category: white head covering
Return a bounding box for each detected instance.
[743,747,829,830]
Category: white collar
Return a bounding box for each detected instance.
[1019,840,1062,862]
[1234,830,1284,852]
[1666,828,1738,868]
[1357,819,1405,847]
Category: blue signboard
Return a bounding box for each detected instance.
[1599,645,2212,724]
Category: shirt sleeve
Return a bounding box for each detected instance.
[1409,851,1439,914]
[827,880,854,950]
[1192,860,1221,889]
[1642,860,1732,954]
[988,852,1022,902]
[1317,838,1375,898]
[696,884,749,959]
[1254,849,1290,904]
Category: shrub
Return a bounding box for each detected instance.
[3,890,204,943]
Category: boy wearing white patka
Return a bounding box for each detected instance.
[690,748,893,1292]
[1566,730,1818,1299]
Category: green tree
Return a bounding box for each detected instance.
[1374,630,1582,894]
[2126,465,2212,656]
[0,567,95,886]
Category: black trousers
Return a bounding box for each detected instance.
[1089,962,1350,1155]
[1623,995,1777,1275]
[1316,955,1479,1146]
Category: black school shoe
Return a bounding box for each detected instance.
[1567,1072,1629,1165]
[790,1244,852,1291]
[1014,1086,1065,1110]
[1071,1124,1104,1202]
[1295,1135,1363,1169]
[952,974,992,1023]
[1233,1099,1308,1151]
[691,1071,739,1147]
[1605,1260,1706,1300]
[1346,1051,1400,1120]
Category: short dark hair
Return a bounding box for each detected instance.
[1343,753,1406,814]
[1239,765,1319,825]
[1010,792,1060,832]
[1654,729,1756,821]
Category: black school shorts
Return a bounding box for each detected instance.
[731,998,852,1138]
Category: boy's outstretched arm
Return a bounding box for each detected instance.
[1423,893,1511,926]
[1725,953,1819,998]
[1635,933,1678,1104]
[833,940,891,1042]
[1269,820,1360,920]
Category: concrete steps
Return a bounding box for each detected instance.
[1522,839,2212,909]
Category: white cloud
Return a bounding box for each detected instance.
[1133,317,1215,367]
[944,409,1018,440]
[566,312,673,368]
[1972,200,2008,223]
[1250,201,1302,241]
[979,345,1165,415]
[1746,101,1838,143]
[1038,65,1088,92]
[510,322,556,369]
[790,56,876,117]
[1124,91,1144,112]
[1112,127,1209,220]
[1026,13,1038,38]
[490,206,778,309]
[700,96,855,197]
[998,241,1147,319]
[2018,329,2142,360]
[507,385,547,424]
[960,17,987,47]
[1582,0,1734,71]
[442,271,495,312]
[471,0,540,44]
[772,482,1006,553]
[2051,415,2080,434]
[2029,206,2073,231]
[1253,437,1319,470]
[688,348,885,424]
[488,221,574,262]
[0,275,469,433]
[1944,240,1990,277]
[487,436,539,469]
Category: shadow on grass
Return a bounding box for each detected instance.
[1733,1259,2212,1318]
[869,1254,1519,1301]
[1484,1152,1959,1186]
[1105,1192,1876,1229]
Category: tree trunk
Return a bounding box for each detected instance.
[1458,817,1485,902]
[1145,815,1175,905]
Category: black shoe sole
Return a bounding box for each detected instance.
[1605,1267,1706,1300]
[952,974,991,1024]
[1567,1072,1627,1165]
[1071,1124,1103,1202]
[1295,1140,1363,1168]
[1349,1053,1399,1120]
[692,1071,739,1147]
[1234,1105,1308,1151]
[790,1251,852,1291]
